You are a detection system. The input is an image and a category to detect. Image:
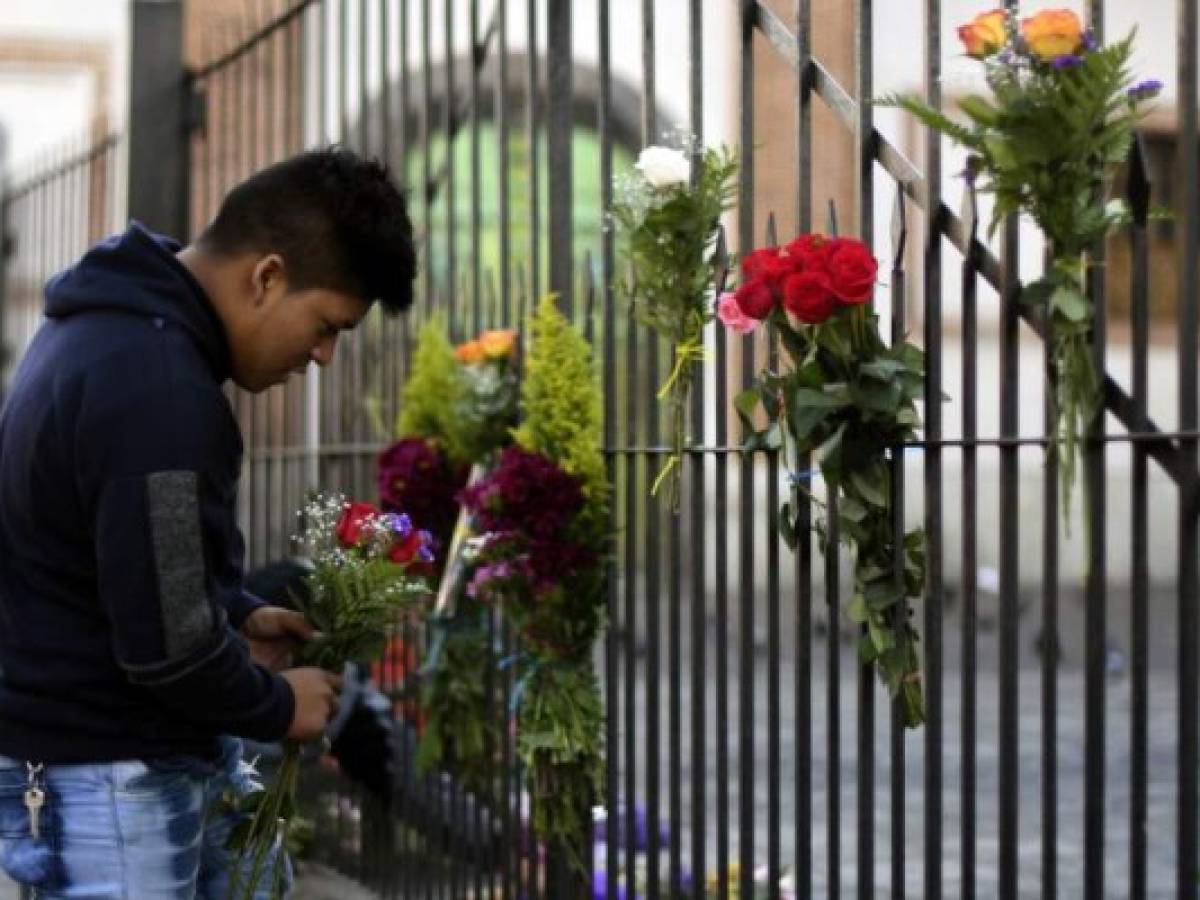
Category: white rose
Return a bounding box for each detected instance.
[635,146,690,188]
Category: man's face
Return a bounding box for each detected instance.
[228,254,371,393]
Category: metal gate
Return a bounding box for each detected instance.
[3,1,1198,897]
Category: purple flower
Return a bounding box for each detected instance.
[377,437,467,559]
[1051,54,1084,69]
[381,512,413,538]
[591,869,629,900]
[1127,79,1164,101]
[592,804,669,853]
[1082,31,1099,52]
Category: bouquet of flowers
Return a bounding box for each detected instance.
[452,327,521,463]
[880,6,1162,519]
[458,295,609,872]
[612,141,738,510]
[227,495,433,899]
[393,325,520,794]
[377,436,465,566]
[719,233,927,727]
[460,447,605,870]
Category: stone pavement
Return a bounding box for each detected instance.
[0,861,374,900]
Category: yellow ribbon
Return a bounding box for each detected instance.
[650,453,682,499]
[656,338,709,401]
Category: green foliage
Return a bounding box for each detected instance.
[396,315,468,461]
[879,25,1159,521]
[738,306,927,727]
[294,558,427,670]
[455,362,520,462]
[507,293,611,872]
[415,609,503,796]
[611,145,738,507]
[517,660,605,871]
[514,294,608,537]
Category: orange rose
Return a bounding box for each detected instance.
[455,340,484,364]
[1021,9,1083,61]
[958,9,1008,59]
[478,328,517,360]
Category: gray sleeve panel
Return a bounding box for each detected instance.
[146,470,216,658]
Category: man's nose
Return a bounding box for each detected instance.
[310,334,337,366]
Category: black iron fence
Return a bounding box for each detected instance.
[0,133,123,393]
[3,0,1200,897]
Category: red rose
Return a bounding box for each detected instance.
[740,247,776,279]
[826,239,878,305]
[740,247,792,288]
[388,530,424,565]
[782,270,838,324]
[734,278,777,320]
[336,501,379,547]
[784,233,831,271]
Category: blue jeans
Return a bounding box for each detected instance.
[0,737,292,898]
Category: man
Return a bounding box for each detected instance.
[0,147,417,897]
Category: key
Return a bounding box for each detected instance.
[24,786,44,839]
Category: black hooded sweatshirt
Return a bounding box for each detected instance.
[0,223,294,763]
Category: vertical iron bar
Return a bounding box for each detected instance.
[421,0,433,314]
[998,175,1021,900]
[855,3,875,896]
[890,186,908,900]
[688,7,707,898]
[1041,250,1059,900]
[546,0,573,317]
[599,5,620,895]
[922,0,944,895]
[795,3,813,896]
[961,187,979,900]
[444,0,457,338]
[1128,134,1151,900]
[497,0,510,325]
[715,210,731,900]
[469,0,482,336]
[738,4,756,897]
[526,0,540,302]
[1083,4,1107,893]
[1179,0,1200,895]
[641,4,662,898]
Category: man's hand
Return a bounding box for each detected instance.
[281,668,343,741]
[241,605,317,672]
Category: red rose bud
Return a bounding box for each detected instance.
[735,278,777,320]
[826,240,878,305]
[389,530,424,564]
[740,247,777,280]
[784,233,830,269]
[782,270,838,324]
[389,529,435,576]
[336,501,380,547]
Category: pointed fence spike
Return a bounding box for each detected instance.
[891,184,908,270]
[1128,131,1152,228]
[713,225,731,292]
[826,199,839,237]
[583,252,597,344]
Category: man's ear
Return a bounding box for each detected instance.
[250,253,287,307]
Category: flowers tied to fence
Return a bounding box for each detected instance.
[719,233,927,728]
[880,6,1162,520]
[612,142,738,510]
[458,295,609,872]
[379,320,522,796]
[228,496,434,899]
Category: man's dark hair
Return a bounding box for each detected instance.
[198,147,417,314]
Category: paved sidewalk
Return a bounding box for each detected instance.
[0,862,374,900]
